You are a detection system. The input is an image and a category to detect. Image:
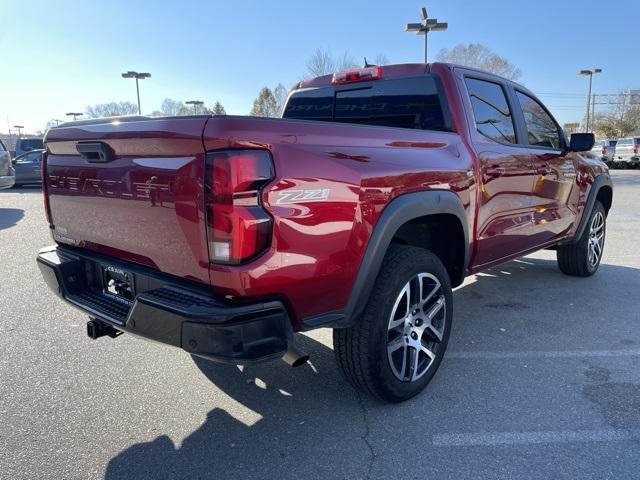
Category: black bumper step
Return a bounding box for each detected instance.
[36,246,292,364]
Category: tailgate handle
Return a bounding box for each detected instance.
[76,142,114,163]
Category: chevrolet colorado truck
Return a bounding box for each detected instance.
[37,63,612,402]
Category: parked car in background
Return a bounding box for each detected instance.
[12,149,44,186]
[14,137,44,157]
[615,137,640,168]
[591,139,617,164]
[0,139,16,189]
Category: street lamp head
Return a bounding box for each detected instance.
[186,100,204,105]
[579,68,602,76]
[405,22,423,32]
[420,7,428,20]
[430,22,448,31]
[122,71,150,79]
[13,125,24,129]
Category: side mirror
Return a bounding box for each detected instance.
[568,133,595,152]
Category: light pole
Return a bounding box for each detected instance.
[186,100,204,115]
[121,71,151,115]
[52,119,63,126]
[579,68,602,132]
[66,112,83,121]
[13,125,24,138]
[405,7,448,63]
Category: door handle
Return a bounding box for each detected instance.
[76,142,114,163]
[485,166,506,177]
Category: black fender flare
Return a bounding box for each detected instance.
[302,190,469,330]
[569,174,613,244]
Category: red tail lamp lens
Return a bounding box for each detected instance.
[206,150,274,265]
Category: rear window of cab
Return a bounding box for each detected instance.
[283,74,451,132]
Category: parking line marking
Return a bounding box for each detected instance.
[447,349,640,359]
[432,429,640,447]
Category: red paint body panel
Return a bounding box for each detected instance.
[202,116,473,328]
[42,63,608,331]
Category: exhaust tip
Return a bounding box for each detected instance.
[282,345,310,368]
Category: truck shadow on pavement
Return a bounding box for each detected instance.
[0,208,24,230]
[104,257,640,480]
[105,334,371,480]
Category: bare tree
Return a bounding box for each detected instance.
[374,53,389,65]
[273,83,288,117]
[250,87,278,117]
[437,44,522,81]
[160,98,184,116]
[85,101,138,118]
[176,106,194,116]
[591,91,640,138]
[306,48,358,77]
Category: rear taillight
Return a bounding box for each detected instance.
[332,66,382,85]
[205,150,274,265]
[633,145,639,155]
[601,146,607,155]
[41,151,53,226]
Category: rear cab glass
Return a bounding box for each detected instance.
[283,74,451,132]
[18,138,44,151]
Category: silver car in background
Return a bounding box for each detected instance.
[615,137,640,168]
[591,139,617,164]
[0,139,16,190]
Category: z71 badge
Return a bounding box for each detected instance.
[276,188,331,205]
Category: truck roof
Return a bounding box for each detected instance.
[295,62,518,90]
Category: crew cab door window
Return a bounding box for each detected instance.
[515,91,561,149]
[464,77,516,144]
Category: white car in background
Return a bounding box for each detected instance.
[591,139,617,164]
[614,137,640,168]
[0,139,16,190]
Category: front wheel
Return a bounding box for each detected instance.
[557,201,606,277]
[333,245,453,403]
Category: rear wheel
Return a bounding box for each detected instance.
[333,245,452,403]
[557,201,606,277]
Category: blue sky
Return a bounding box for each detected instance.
[2,0,638,132]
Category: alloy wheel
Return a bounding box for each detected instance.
[588,211,605,268]
[386,273,446,382]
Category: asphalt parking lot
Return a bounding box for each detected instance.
[1,171,639,480]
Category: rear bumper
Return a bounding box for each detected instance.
[0,174,15,189]
[36,246,293,364]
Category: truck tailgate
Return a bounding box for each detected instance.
[44,117,211,284]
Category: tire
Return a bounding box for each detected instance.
[333,245,453,403]
[557,201,606,277]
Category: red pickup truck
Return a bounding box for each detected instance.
[38,63,612,402]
